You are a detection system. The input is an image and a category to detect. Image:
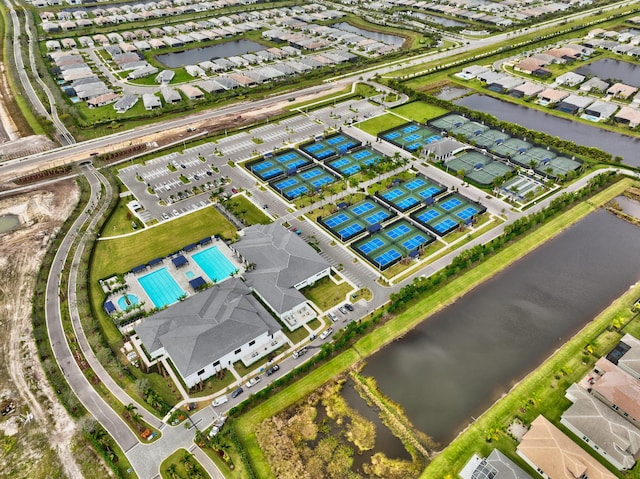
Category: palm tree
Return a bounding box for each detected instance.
[166,464,178,479]
[123,403,137,421]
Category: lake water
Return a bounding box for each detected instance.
[575,58,640,87]
[156,40,265,67]
[0,214,20,234]
[363,210,640,444]
[615,195,640,218]
[333,22,405,47]
[435,86,472,101]
[455,94,640,166]
[412,12,467,28]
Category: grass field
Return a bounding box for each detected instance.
[224,195,272,225]
[390,101,449,123]
[160,449,210,479]
[300,274,354,311]
[101,198,144,237]
[357,113,407,136]
[92,206,237,280]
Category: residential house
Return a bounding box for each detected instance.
[517,415,617,479]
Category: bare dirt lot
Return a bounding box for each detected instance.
[0,180,95,479]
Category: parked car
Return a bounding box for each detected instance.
[231,187,238,194]
[338,306,348,315]
[319,328,334,340]
[328,312,338,322]
[162,213,169,220]
[345,303,354,312]
[266,364,280,376]
[231,387,243,398]
[172,209,179,217]
[211,395,228,407]
[292,347,308,359]
[245,376,261,388]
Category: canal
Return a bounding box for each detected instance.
[455,94,640,166]
[156,39,265,68]
[363,209,640,445]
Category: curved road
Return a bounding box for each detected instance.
[45,165,139,453]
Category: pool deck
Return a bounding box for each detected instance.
[121,239,244,313]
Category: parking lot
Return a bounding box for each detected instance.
[118,98,386,222]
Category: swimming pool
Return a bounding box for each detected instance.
[192,246,236,283]
[138,268,185,309]
[117,294,139,310]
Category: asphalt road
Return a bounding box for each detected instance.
[45,165,139,453]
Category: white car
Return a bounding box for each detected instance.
[211,395,228,407]
[245,376,261,388]
[319,328,334,340]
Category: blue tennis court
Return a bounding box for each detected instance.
[456,206,479,221]
[359,237,385,254]
[364,211,390,225]
[271,166,338,200]
[320,197,396,242]
[383,131,401,140]
[300,133,362,161]
[395,197,418,210]
[352,150,371,160]
[352,202,375,215]
[325,213,349,228]
[374,249,402,267]
[440,197,463,211]
[379,122,443,154]
[433,218,457,233]
[405,178,426,190]
[351,218,434,270]
[386,224,411,239]
[275,178,296,189]
[376,174,446,213]
[410,193,486,237]
[300,169,321,180]
[402,234,429,250]
[382,189,404,201]
[252,161,272,172]
[338,223,363,238]
[305,143,323,152]
[325,146,386,177]
[247,149,312,181]
[417,186,441,199]
[416,209,440,222]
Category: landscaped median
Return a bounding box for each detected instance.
[231,175,636,478]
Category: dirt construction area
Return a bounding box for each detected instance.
[0,180,108,479]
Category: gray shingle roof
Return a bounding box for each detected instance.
[235,224,330,315]
[136,278,280,379]
[561,383,640,470]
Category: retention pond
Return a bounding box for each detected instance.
[363,209,640,445]
[156,40,265,68]
[0,214,20,234]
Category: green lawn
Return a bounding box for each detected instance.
[357,113,407,136]
[92,206,237,280]
[160,449,210,479]
[300,274,354,311]
[390,101,449,123]
[225,196,272,225]
[101,198,144,238]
